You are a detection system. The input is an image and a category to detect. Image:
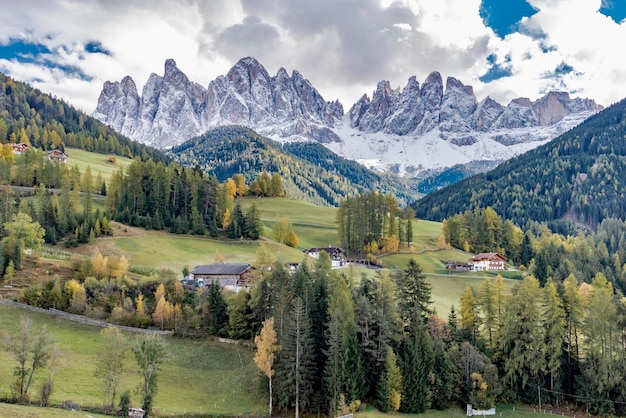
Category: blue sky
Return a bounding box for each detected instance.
[0,0,624,112]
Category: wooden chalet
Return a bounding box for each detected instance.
[10,143,31,154]
[469,252,506,271]
[190,263,253,292]
[46,149,68,163]
[303,246,347,267]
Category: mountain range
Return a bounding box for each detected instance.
[412,98,626,229]
[93,57,602,177]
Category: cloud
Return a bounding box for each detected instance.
[0,0,625,114]
[213,16,280,61]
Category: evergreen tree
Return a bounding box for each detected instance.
[498,276,546,401]
[397,323,434,413]
[430,338,455,410]
[244,203,263,240]
[561,273,583,394]
[542,279,565,394]
[395,259,433,327]
[276,297,316,417]
[203,281,228,336]
[375,346,403,412]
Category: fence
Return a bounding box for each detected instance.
[0,298,171,335]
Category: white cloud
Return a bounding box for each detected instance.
[0,0,624,114]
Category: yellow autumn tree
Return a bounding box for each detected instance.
[153,296,172,330]
[222,208,232,229]
[286,230,299,248]
[254,317,280,416]
[386,235,399,254]
[225,178,237,199]
[155,283,166,303]
[109,255,129,279]
[65,279,87,313]
[93,252,109,279]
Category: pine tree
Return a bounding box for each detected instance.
[395,259,433,327]
[203,281,228,336]
[397,324,433,413]
[244,203,263,239]
[498,276,546,401]
[430,338,455,410]
[542,279,565,393]
[375,346,403,412]
[276,297,316,417]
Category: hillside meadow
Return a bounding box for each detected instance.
[64,147,133,183]
[0,303,265,416]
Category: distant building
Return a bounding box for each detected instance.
[128,407,145,418]
[10,143,31,154]
[46,149,68,163]
[303,246,347,268]
[469,253,506,271]
[190,263,253,292]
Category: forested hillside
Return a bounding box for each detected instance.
[170,125,419,206]
[0,73,168,163]
[412,98,626,228]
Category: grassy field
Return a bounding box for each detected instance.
[239,197,340,250]
[94,226,308,273]
[0,303,265,417]
[64,147,132,182]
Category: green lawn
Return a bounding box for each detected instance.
[0,303,265,416]
[106,232,308,272]
[239,197,339,250]
[0,402,110,417]
[65,147,132,183]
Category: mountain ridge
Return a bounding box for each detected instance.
[411,98,626,228]
[93,57,602,177]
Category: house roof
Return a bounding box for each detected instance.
[303,247,344,253]
[471,252,506,262]
[46,150,67,157]
[191,263,251,275]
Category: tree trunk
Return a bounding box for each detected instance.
[269,374,273,416]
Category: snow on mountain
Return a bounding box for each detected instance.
[92,57,602,177]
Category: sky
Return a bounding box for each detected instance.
[0,0,625,113]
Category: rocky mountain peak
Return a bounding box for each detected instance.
[93,56,602,178]
[94,56,342,147]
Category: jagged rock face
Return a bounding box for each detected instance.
[349,73,602,146]
[93,57,341,148]
[92,76,141,137]
[93,56,602,177]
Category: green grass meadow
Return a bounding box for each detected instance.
[0,303,265,416]
[65,147,132,183]
[239,197,339,250]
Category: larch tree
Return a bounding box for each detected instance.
[254,317,281,417]
[6,316,54,403]
[478,278,496,349]
[498,276,546,401]
[132,334,167,416]
[95,327,128,410]
[542,279,565,393]
[579,272,620,413]
[458,286,479,343]
[561,273,584,393]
